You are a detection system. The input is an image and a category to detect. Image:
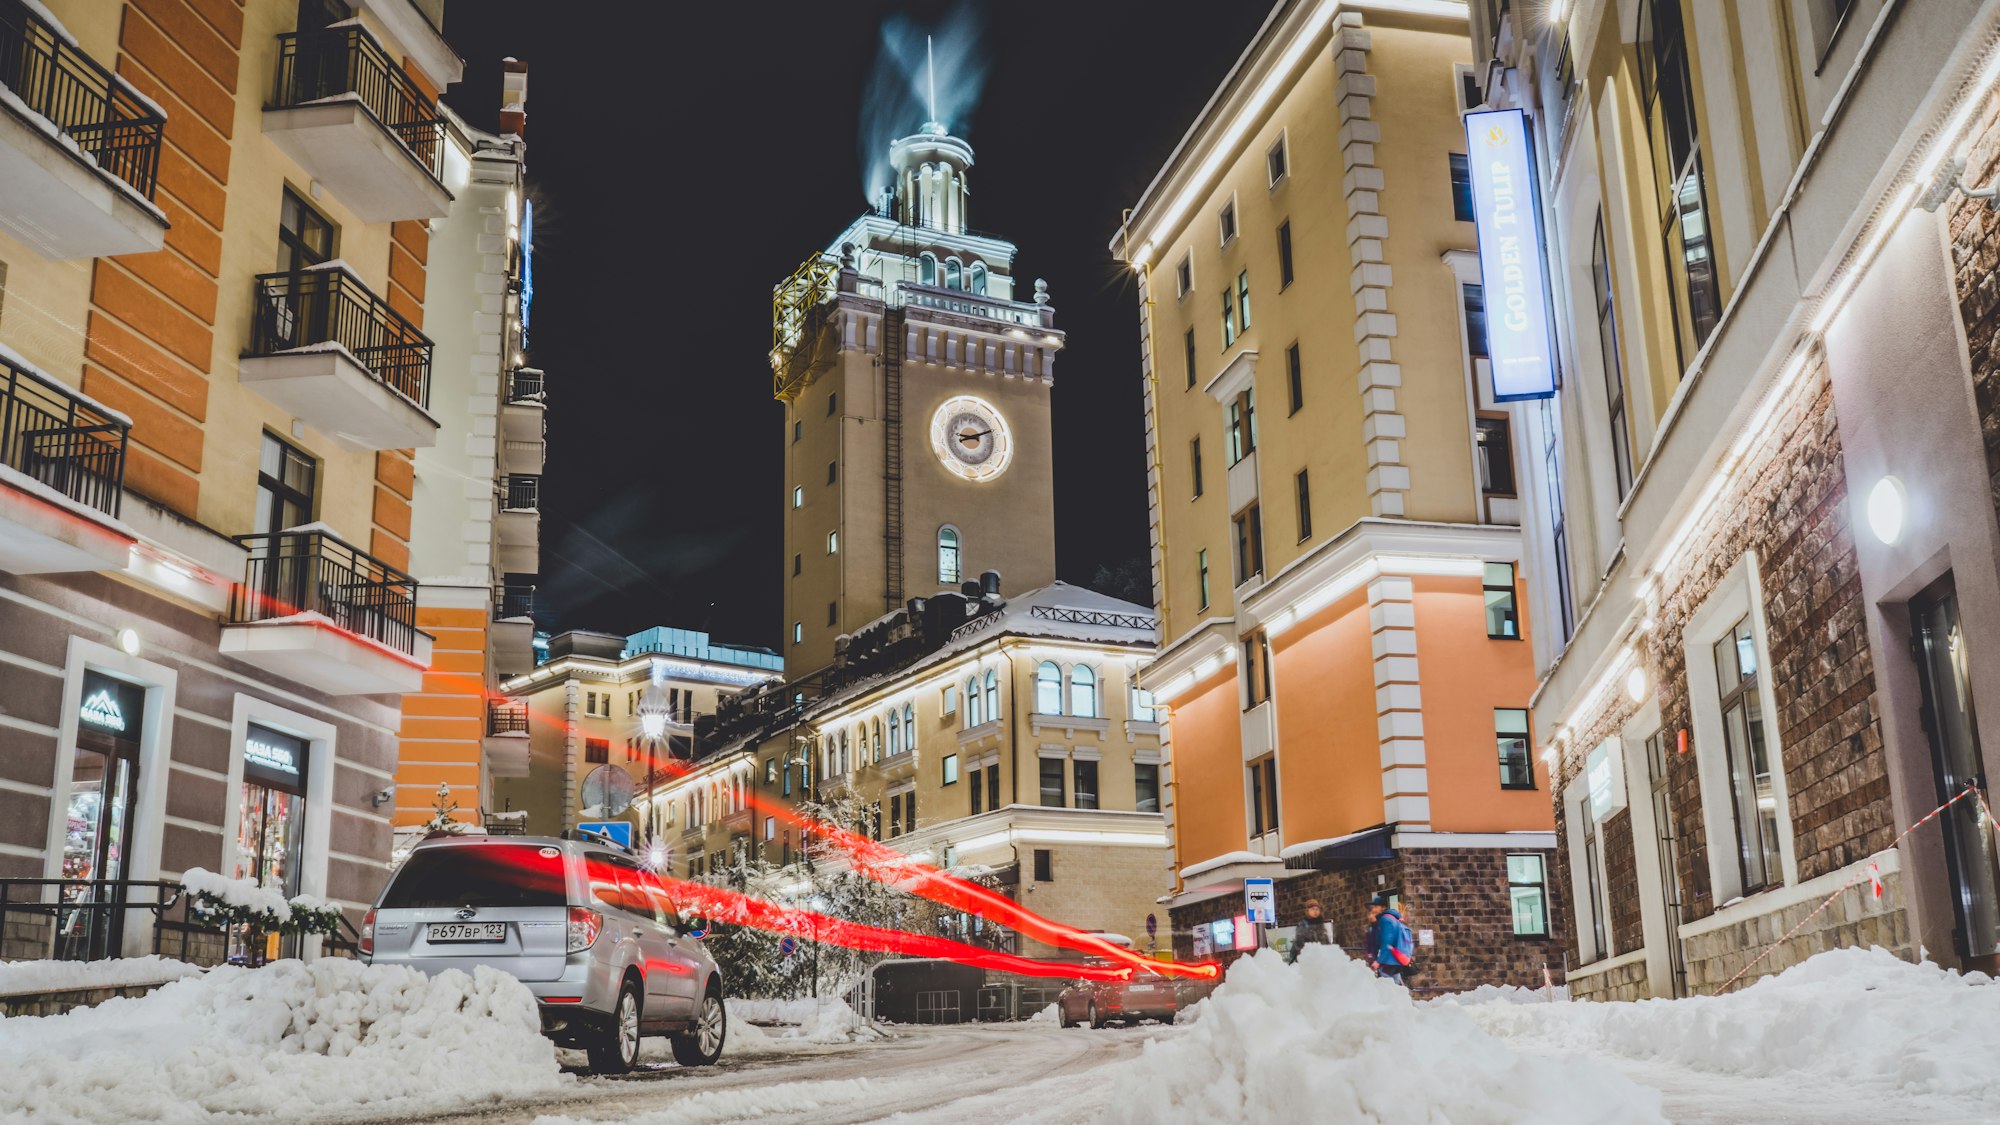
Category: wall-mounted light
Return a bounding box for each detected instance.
[1625,665,1648,704]
[117,628,141,656]
[1866,476,1908,545]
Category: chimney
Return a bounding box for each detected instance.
[980,570,1002,598]
[499,57,528,136]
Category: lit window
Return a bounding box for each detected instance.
[984,669,998,721]
[1035,661,1063,714]
[1449,153,1474,221]
[1508,854,1550,935]
[792,622,803,645]
[938,526,961,584]
[1715,614,1780,894]
[1069,665,1097,719]
[964,676,982,726]
[969,262,987,295]
[1130,686,1156,723]
[1485,563,1519,639]
[793,486,803,509]
[946,257,962,290]
[920,252,937,286]
[827,530,838,554]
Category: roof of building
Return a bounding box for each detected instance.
[624,626,783,673]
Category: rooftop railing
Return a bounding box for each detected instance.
[250,268,433,408]
[0,0,165,197]
[0,351,128,517]
[270,25,444,182]
[229,529,420,657]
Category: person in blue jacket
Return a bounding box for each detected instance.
[1364,893,1415,985]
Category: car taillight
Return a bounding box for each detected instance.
[566,907,602,954]
[359,908,376,956]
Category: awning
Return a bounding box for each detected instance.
[1281,825,1394,870]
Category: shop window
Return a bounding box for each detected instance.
[1485,562,1520,639]
[1714,613,1781,894]
[1509,855,1549,936]
[1497,709,1533,788]
[1040,757,1065,807]
[63,671,146,960]
[1135,763,1160,813]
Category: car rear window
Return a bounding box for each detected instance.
[380,844,567,909]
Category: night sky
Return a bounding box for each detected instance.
[440,2,1272,651]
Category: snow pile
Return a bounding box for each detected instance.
[1462,946,2000,1106]
[0,955,200,997]
[1102,947,1663,1124]
[725,996,882,1043]
[1030,1001,1060,1023]
[0,958,567,1123]
[180,866,293,920]
[1428,981,1569,1006]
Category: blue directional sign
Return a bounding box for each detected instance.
[1463,107,1557,401]
[577,820,632,848]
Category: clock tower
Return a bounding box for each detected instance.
[773,121,1062,678]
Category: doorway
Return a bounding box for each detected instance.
[59,672,146,960]
[1911,574,2000,974]
[1643,729,1688,996]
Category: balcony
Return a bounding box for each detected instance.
[484,698,529,779]
[500,368,545,444]
[500,438,543,475]
[490,582,534,677]
[261,25,450,222]
[220,528,431,695]
[496,476,538,574]
[239,266,440,451]
[0,0,167,258]
[0,351,136,573]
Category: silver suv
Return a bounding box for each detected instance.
[361,833,726,1073]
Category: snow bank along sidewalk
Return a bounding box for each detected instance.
[1456,946,2000,1108]
[0,955,200,999]
[1103,947,1664,1125]
[0,958,568,1124]
[726,996,884,1043]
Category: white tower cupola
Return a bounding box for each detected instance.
[888,127,973,234]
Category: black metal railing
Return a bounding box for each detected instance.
[496,582,534,620]
[249,268,433,407]
[0,353,128,517]
[229,529,420,657]
[269,25,443,182]
[507,368,544,403]
[1030,605,1158,630]
[0,0,164,197]
[488,698,528,735]
[503,474,538,511]
[0,878,186,964]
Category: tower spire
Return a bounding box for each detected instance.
[927,35,939,132]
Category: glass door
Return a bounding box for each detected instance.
[232,725,309,963]
[1645,730,1688,996]
[1911,576,2000,973]
[60,672,144,960]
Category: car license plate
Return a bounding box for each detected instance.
[428,922,506,943]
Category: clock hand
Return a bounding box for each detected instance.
[958,428,992,444]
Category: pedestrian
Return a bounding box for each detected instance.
[1287,899,1330,964]
[1364,892,1415,986]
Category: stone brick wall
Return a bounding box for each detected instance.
[1949,96,2000,527]
[0,980,180,1019]
[1603,810,1644,954]
[1170,848,1564,993]
[1567,956,1650,1003]
[1015,843,1173,960]
[1,913,53,962]
[1681,869,1914,992]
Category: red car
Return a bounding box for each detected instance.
[1056,961,1178,1028]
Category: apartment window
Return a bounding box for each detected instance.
[783,764,793,796]
[1184,327,1197,390]
[827,391,838,416]
[792,486,803,509]
[827,530,838,554]
[256,432,317,539]
[278,187,334,274]
[1187,436,1205,499]
[1449,153,1475,222]
[1218,198,1237,244]
[938,526,961,584]
[793,622,803,645]
[826,601,837,626]
[964,676,982,726]
[987,764,1000,811]
[1277,221,1294,288]
[1226,388,1257,464]
[1248,755,1279,837]
[1508,854,1550,936]
[1074,759,1099,810]
[984,668,998,721]
[902,703,914,749]
[1035,661,1063,715]
[1714,614,1781,894]
[793,420,802,443]
[1241,631,1272,710]
[942,753,958,785]
[1294,469,1312,542]
[1040,757,1065,807]
[1197,549,1211,610]
[1463,284,1489,359]
[1497,708,1533,788]
[1135,763,1160,813]
[889,793,902,837]
[1485,562,1520,639]
[1544,403,1577,640]
[1236,270,1252,333]
[1221,287,1237,348]
[584,738,609,765]
[765,758,777,784]
[1593,217,1635,499]
[1175,253,1192,298]
[942,685,957,715]
[1232,503,1264,585]
[920,252,936,285]
[1285,343,1303,415]
[1267,134,1288,185]
[826,460,837,484]
[1130,686,1157,723]
[1033,848,1053,882]
[1069,665,1097,718]
[1477,415,1516,497]
[889,711,903,757]
[1639,0,1721,369]
[971,767,984,814]
[793,553,802,577]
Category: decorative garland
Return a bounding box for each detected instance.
[185,889,345,939]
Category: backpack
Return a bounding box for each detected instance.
[1385,914,1416,971]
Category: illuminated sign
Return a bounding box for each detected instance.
[246,737,298,778]
[1464,107,1557,401]
[1209,918,1233,948]
[1232,913,1258,952]
[80,690,126,731]
[519,197,535,348]
[1243,878,1275,925]
[244,724,308,792]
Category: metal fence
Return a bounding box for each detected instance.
[507,368,544,402]
[496,582,534,620]
[270,26,443,181]
[0,352,127,516]
[0,0,164,196]
[504,474,539,511]
[230,529,420,657]
[912,989,962,1024]
[488,698,529,735]
[250,269,434,407]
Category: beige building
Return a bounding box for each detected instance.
[492,627,783,844]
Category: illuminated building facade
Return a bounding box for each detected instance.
[0,0,471,957]
[1110,0,1564,987]
[1479,0,2000,996]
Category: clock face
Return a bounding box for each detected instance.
[931,396,1012,481]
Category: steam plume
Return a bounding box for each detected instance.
[858,3,987,205]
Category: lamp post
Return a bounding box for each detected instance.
[637,663,672,844]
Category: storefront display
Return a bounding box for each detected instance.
[230,724,309,963]
[59,671,147,960]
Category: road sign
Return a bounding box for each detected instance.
[1145,913,1158,938]
[779,936,798,956]
[577,820,632,848]
[1244,878,1276,925]
[581,766,634,817]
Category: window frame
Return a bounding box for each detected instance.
[1197,549,1211,611]
[1039,756,1066,807]
[1285,342,1303,415]
[1476,413,1517,498]
[1190,437,1204,499]
[1507,854,1551,937]
[1294,469,1311,542]
[1247,755,1280,839]
[938,525,962,585]
[1073,758,1100,810]
[1484,562,1520,640]
[1068,664,1097,719]
[1496,707,1534,789]
[1266,132,1288,187]
[1218,196,1238,246]
[1232,502,1264,586]
[1135,762,1160,814]
[1035,661,1064,715]
[1592,216,1635,500]
[1449,152,1475,222]
[1713,612,1782,897]
[1184,327,1198,390]
[1236,269,1252,333]
[1175,252,1192,298]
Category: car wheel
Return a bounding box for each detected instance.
[1058,1003,1073,1029]
[671,983,726,1067]
[1088,1002,1103,1030]
[587,979,642,1075]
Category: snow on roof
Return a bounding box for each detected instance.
[1179,850,1284,881]
[1278,826,1385,861]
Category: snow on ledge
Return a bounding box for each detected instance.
[0,955,199,999]
[1178,849,1283,880]
[1278,827,1380,861]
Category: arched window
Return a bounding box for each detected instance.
[965,676,982,726]
[1036,661,1064,715]
[903,703,915,749]
[969,262,988,295]
[945,257,962,290]
[919,252,937,286]
[984,668,999,721]
[938,526,962,584]
[872,718,883,761]
[1070,665,1098,718]
[838,729,849,775]
[888,712,902,757]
